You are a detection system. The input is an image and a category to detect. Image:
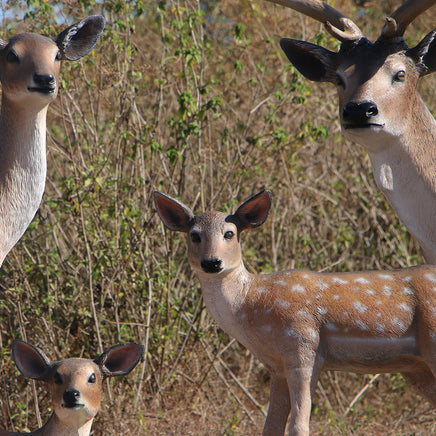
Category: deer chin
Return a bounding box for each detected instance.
[343,123,385,130]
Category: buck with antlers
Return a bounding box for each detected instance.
[155,189,436,436]
[266,0,436,263]
[0,16,105,267]
[0,340,143,436]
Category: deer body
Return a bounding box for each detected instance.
[0,18,105,267]
[155,190,436,436]
[0,340,144,436]
[268,0,436,263]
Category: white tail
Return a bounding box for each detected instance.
[155,189,436,436]
[0,16,105,267]
[0,340,143,436]
[266,0,436,263]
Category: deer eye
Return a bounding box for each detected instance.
[190,232,201,243]
[88,373,96,384]
[6,49,19,64]
[55,51,62,61]
[394,70,405,82]
[224,231,234,241]
[54,372,63,385]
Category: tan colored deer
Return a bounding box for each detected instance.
[0,340,144,436]
[266,0,436,263]
[0,16,105,267]
[155,189,436,436]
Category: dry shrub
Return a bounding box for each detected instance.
[0,0,435,434]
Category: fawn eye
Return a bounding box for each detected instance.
[394,70,405,82]
[88,373,96,384]
[6,49,19,64]
[190,232,201,243]
[224,231,234,241]
[54,372,63,385]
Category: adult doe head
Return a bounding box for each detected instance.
[0,15,105,108]
[269,0,436,146]
[5,340,144,436]
[154,190,272,276]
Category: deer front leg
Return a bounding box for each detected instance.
[286,363,318,436]
[263,374,291,436]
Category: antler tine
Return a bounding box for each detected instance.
[266,0,363,42]
[381,0,436,39]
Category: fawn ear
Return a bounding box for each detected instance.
[154,191,194,232]
[12,340,52,381]
[55,15,105,61]
[233,190,272,231]
[95,343,144,378]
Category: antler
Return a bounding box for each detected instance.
[380,0,436,39]
[265,0,363,42]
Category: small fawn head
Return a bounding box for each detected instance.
[154,190,272,275]
[11,340,143,429]
[272,0,436,143]
[0,16,104,107]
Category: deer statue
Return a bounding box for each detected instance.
[0,16,105,267]
[266,0,436,263]
[155,189,436,436]
[0,340,144,436]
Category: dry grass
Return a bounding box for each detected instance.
[0,0,436,434]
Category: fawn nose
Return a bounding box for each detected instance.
[33,73,56,88]
[63,388,81,406]
[201,258,223,273]
[342,101,378,126]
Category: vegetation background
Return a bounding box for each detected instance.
[0,0,435,434]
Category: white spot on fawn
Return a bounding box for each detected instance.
[325,322,339,332]
[303,274,310,279]
[402,276,412,283]
[285,328,297,338]
[383,285,392,296]
[291,284,306,293]
[355,320,368,331]
[365,289,375,296]
[355,277,370,285]
[296,310,308,318]
[317,307,328,316]
[276,300,291,310]
[275,280,287,287]
[353,301,367,313]
[306,328,318,341]
[375,323,385,333]
[332,277,348,285]
[403,287,413,296]
[317,282,329,291]
[425,273,436,283]
[398,303,412,313]
[392,318,406,332]
[379,274,394,281]
[333,295,340,300]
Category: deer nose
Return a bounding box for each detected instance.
[343,101,378,124]
[201,258,223,273]
[63,388,80,406]
[33,74,55,87]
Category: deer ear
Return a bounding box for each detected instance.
[154,191,194,232]
[407,29,436,76]
[12,340,52,381]
[55,15,105,61]
[94,343,144,378]
[233,190,272,231]
[280,38,338,83]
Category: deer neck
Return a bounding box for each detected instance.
[0,95,48,264]
[345,97,436,263]
[35,414,94,436]
[196,262,253,339]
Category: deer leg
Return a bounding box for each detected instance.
[402,362,436,407]
[286,362,318,436]
[263,374,291,436]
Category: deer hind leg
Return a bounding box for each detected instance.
[263,374,291,436]
[401,362,436,407]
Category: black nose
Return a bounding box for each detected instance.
[343,101,378,125]
[63,388,80,406]
[33,74,55,87]
[201,258,223,273]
